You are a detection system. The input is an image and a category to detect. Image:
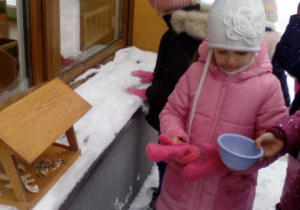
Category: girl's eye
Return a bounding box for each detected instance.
[236,51,248,55]
[217,50,227,54]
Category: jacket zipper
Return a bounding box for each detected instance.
[207,77,228,143]
[192,77,229,210]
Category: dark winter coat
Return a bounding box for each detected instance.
[265,23,290,107]
[272,15,300,113]
[269,110,300,210]
[145,4,209,131]
[271,61,290,107]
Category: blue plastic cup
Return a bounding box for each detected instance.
[217,133,264,171]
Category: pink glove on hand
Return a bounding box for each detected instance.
[181,144,229,181]
[126,88,147,99]
[131,70,154,83]
[146,134,202,164]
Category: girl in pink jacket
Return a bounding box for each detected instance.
[155,0,288,209]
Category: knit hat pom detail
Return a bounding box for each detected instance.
[262,0,278,23]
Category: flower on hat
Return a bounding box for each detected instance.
[225,7,265,47]
[207,0,266,52]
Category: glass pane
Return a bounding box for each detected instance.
[0,0,29,102]
[7,0,16,6]
[60,0,123,72]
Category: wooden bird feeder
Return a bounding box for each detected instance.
[0,78,92,209]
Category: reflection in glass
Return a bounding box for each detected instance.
[0,0,29,102]
[60,0,123,72]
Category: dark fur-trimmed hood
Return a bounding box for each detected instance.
[170,3,211,40]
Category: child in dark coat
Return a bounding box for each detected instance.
[256,110,300,210]
[272,3,300,113]
[128,1,210,132]
[256,4,300,210]
[263,0,290,106]
[126,1,210,206]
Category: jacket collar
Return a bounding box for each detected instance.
[163,3,210,40]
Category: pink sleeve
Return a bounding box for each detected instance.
[270,110,300,158]
[254,76,288,138]
[159,70,191,141]
[247,76,288,173]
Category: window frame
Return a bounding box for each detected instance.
[29,0,134,85]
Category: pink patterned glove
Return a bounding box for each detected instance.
[126,88,147,99]
[131,70,154,83]
[181,144,229,181]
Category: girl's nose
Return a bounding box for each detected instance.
[226,55,236,65]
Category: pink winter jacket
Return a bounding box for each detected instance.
[157,39,288,210]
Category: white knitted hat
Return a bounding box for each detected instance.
[149,0,193,11]
[207,0,266,51]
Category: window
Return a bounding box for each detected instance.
[0,0,30,102]
[7,0,16,7]
[28,0,132,85]
[60,0,124,72]
[0,0,132,103]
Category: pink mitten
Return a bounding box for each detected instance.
[158,134,201,164]
[182,144,229,181]
[146,134,202,164]
[157,134,174,145]
[126,88,147,99]
[131,70,154,83]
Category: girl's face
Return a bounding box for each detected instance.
[214,49,255,72]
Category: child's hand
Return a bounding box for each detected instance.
[171,136,181,144]
[145,134,202,164]
[255,132,285,158]
[158,135,182,145]
[297,2,300,16]
[160,135,200,164]
[131,70,154,83]
[126,88,147,99]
